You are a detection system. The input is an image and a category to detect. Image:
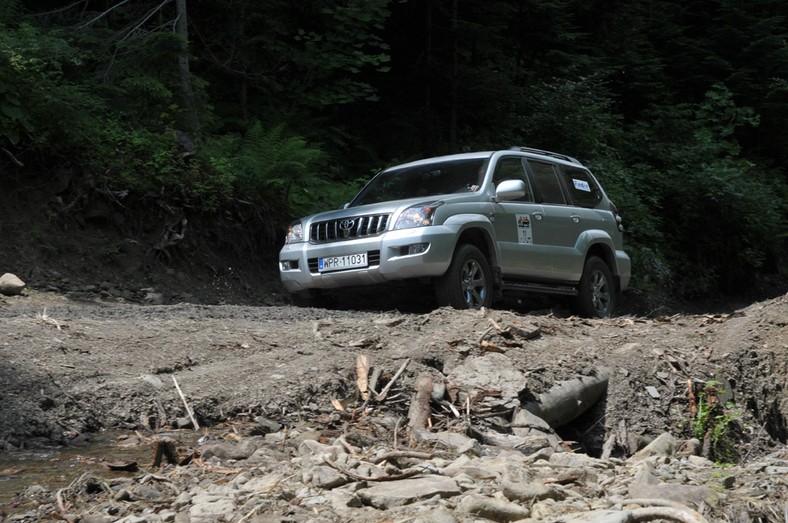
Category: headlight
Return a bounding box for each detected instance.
[394,202,444,230]
[285,222,304,244]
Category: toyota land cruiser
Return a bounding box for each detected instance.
[278,147,630,317]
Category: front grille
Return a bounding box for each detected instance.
[310,214,390,244]
[308,250,380,273]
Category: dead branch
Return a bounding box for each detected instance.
[37,308,62,330]
[56,488,67,513]
[375,358,410,401]
[322,458,422,482]
[356,353,370,400]
[600,432,617,460]
[521,368,611,427]
[335,435,361,456]
[1,147,23,167]
[368,366,383,396]
[172,376,200,430]
[371,450,436,465]
[80,0,131,28]
[407,373,434,434]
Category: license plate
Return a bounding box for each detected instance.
[318,252,368,273]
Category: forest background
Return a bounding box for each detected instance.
[1,0,787,304]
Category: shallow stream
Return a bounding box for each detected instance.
[0,430,198,515]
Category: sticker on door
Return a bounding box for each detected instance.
[517,214,533,244]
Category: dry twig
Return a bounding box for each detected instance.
[375,358,410,401]
[371,450,436,464]
[322,458,422,482]
[172,376,200,430]
[37,308,62,330]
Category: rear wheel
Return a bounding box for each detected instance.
[574,256,616,318]
[436,244,493,309]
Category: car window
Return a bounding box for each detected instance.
[526,160,566,205]
[562,167,602,208]
[492,156,534,202]
[350,158,487,206]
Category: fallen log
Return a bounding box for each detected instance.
[521,368,611,428]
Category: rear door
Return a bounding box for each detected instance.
[554,166,611,279]
[489,156,552,279]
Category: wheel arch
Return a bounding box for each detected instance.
[585,242,620,292]
[455,226,501,292]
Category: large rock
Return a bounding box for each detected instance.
[628,462,717,509]
[456,493,531,521]
[628,432,676,462]
[446,353,528,410]
[0,273,25,296]
[357,475,461,508]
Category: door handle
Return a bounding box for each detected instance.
[571,214,580,223]
[533,212,543,221]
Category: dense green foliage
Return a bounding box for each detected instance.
[1,0,786,301]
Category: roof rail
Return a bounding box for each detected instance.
[509,146,582,165]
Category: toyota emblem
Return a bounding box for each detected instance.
[338,219,355,231]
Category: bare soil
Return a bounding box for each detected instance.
[1,286,786,465]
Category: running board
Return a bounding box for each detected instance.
[502,281,578,296]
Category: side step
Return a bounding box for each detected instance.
[502,281,578,296]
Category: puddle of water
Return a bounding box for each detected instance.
[0,430,198,514]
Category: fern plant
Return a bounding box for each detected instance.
[234,122,326,210]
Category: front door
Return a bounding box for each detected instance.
[490,156,553,280]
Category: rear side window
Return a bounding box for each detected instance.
[492,156,534,202]
[562,167,602,208]
[526,160,566,205]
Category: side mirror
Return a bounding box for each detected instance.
[495,179,526,201]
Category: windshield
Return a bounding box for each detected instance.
[350,158,488,207]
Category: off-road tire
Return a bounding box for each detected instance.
[574,255,616,318]
[435,244,493,309]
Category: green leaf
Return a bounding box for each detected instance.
[1,102,23,120]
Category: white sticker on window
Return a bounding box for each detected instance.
[573,179,591,192]
[516,214,533,244]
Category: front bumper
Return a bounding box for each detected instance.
[278,226,460,293]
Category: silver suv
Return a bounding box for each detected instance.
[278,147,631,317]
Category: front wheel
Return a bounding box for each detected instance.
[435,244,493,309]
[574,256,616,318]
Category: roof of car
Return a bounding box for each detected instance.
[387,148,585,171]
[386,152,495,170]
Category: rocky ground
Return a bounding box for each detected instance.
[0,179,786,522]
[0,281,786,522]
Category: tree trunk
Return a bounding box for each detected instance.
[175,0,199,132]
[449,0,458,151]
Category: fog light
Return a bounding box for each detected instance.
[280,260,299,271]
[407,243,429,255]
